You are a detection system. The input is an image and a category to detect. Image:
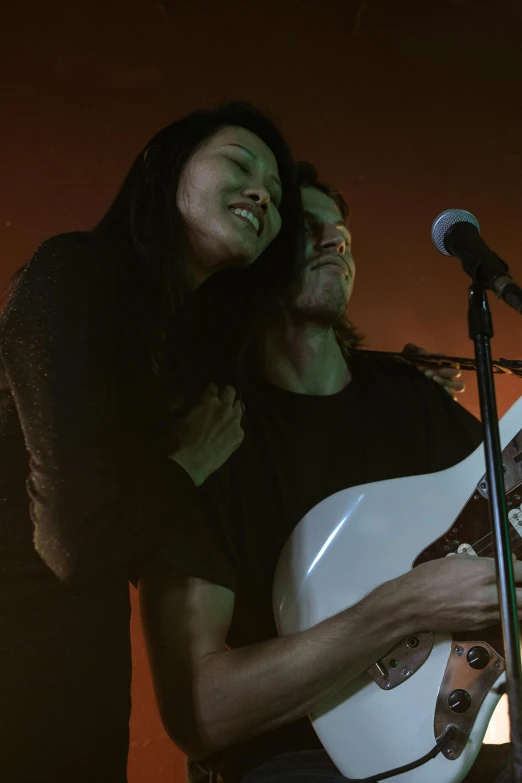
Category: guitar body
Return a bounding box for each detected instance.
[273,396,522,783]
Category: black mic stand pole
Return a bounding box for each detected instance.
[469,282,522,783]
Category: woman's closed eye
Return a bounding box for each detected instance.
[230,158,250,175]
[229,158,281,208]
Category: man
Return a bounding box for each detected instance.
[139,164,514,783]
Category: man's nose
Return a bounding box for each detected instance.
[320,224,346,255]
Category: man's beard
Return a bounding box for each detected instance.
[287,295,364,356]
[279,276,364,355]
[287,277,348,325]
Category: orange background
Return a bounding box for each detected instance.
[2,1,522,780]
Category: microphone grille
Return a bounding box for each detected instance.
[431,209,480,256]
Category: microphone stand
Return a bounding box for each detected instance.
[468,282,522,783]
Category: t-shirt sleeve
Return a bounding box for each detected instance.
[147,463,239,592]
[411,367,484,471]
[189,464,241,592]
[0,233,235,588]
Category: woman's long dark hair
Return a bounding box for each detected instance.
[95,102,304,381]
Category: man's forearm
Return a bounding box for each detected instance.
[192,579,416,758]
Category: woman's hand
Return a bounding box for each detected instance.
[169,384,244,487]
[402,343,465,399]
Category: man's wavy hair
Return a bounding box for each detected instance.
[296,161,363,358]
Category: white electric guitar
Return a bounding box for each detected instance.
[273,395,522,783]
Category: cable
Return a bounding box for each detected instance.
[349,728,456,782]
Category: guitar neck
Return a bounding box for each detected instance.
[359,350,522,378]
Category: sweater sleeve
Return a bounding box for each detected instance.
[0,233,235,588]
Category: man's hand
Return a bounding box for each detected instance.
[169,384,244,486]
[393,554,522,632]
[402,343,465,399]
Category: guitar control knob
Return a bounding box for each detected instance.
[448,689,471,713]
[467,646,490,670]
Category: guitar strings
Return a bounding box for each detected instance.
[465,524,522,558]
[459,514,516,553]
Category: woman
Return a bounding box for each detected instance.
[0,102,303,782]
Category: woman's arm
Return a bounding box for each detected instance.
[0,233,235,584]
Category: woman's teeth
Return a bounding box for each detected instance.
[231,208,260,233]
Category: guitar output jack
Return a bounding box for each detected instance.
[407,636,420,649]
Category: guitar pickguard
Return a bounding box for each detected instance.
[414,484,522,658]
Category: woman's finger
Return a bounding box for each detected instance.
[432,375,465,390]
[220,385,237,406]
[233,399,245,417]
[443,383,465,395]
[434,367,462,379]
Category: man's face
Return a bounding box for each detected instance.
[288,186,355,323]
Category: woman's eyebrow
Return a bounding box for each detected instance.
[225,143,282,189]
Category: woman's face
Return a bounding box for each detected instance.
[177,126,283,286]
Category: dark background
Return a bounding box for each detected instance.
[2,1,521,779]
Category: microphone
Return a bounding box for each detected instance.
[431,209,522,314]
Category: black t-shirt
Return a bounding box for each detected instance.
[0,232,234,782]
[196,352,484,781]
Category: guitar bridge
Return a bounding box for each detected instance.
[367,631,434,690]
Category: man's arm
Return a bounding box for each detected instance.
[139,555,520,760]
[139,564,416,759]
